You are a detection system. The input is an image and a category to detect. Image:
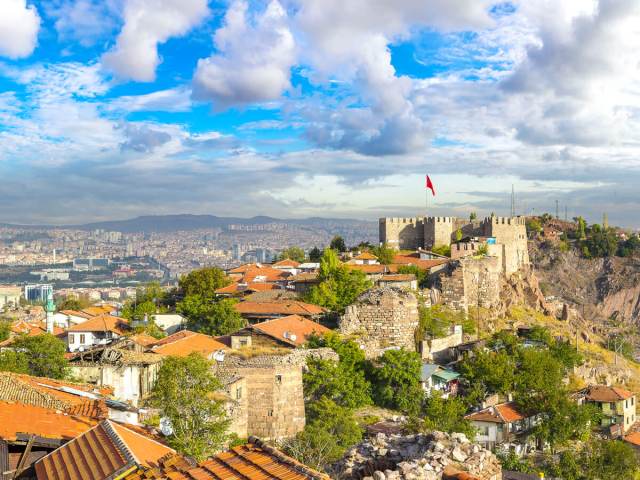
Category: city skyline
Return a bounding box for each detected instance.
[1,1,639,227]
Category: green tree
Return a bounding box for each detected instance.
[419,391,475,438]
[121,282,168,322]
[372,242,396,265]
[497,450,534,474]
[526,218,542,235]
[574,216,587,240]
[370,349,423,415]
[305,249,372,313]
[308,247,322,262]
[0,320,11,342]
[179,267,230,299]
[150,353,229,461]
[431,244,451,257]
[178,297,245,336]
[13,334,68,379]
[0,350,29,374]
[56,297,92,311]
[459,349,516,399]
[397,265,428,288]
[583,228,618,258]
[469,212,477,221]
[279,246,306,263]
[329,235,347,253]
[583,439,639,480]
[455,228,463,241]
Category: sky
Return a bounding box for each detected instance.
[0,0,639,227]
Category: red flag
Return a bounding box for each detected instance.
[425,175,435,196]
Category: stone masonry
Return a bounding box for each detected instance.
[333,431,502,480]
[339,287,419,359]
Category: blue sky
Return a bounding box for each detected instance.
[1,0,640,227]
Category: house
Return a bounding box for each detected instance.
[0,286,21,310]
[272,259,301,275]
[215,281,282,297]
[35,426,328,480]
[68,340,163,407]
[575,385,637,434]
[149,330,227,359]
[465,402,536,450]
[227,263,291,284]
[234,300,327,323]
[57,309,93,327]
[378,273,418,290]
[289,272,320,295]
[66,315,130,352]
[351,252,379,265]
[420,363,460,398]
[229,314,331,349]
[151,313,186,334]
[0,319,65,347]
[34,420,176,480]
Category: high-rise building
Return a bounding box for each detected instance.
[24,284,53,303]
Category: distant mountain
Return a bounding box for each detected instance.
[67,214,376,233]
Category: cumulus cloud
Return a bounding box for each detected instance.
[44,0,121,46]
[103,0,208,82]
[193,0,295,109]
[0,0,40,59]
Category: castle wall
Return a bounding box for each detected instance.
[482,216,529,275]
[379,217,425,250]
[339,287,419,359]
[424,217,455,249]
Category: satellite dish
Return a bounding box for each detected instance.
[289,334,297,342]
[78,346,85,352]
[159,417,174,436]
[213,350,226,362]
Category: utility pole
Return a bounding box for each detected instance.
[555,200,559,219]
[564,205,568,222]
[511,184,516,217]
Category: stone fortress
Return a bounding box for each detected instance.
[379,215,529,276]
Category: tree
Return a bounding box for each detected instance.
[372,242,395,265]
[370,349,423,415]
[0,320,10,342]
[121,282,168,322]
[0,350,29,374]
[179,267,230,299]
[178,297,245,336]
[305,249,372,313]
[574,216,587,240]
[469,212,477,221]
[397,265,428,288]
[329,235,347,253]
[12,334,68,379]
[526,218,542,235]
[420,391,475,439]
[56,297,92,311]
[459,349,516,399]
[431,245,451,257]
[455,228,463,242]
[150,353,229,461]
[583,228,618,258]
[279,247,306,263]
[308,247,322,262]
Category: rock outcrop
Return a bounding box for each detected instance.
[333,431,501,480]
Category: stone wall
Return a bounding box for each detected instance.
[482,216,529,276]
[420,327,463,362]
[339,288,419,359]
[424,217,455,249]
[380,217,425,250]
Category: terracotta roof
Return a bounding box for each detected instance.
[241,266,290,283]
[346,264,388,274]
[249,315,331,347]
[380,274,417,282]
[67,314,129,334]
[624,432,640,447]
[150,330,227,357]
[216,282,281,295]
[60,309,93,319]
[583,385,634,403]
[9,319,64,337]
[290,273,319,283]
[354,252,378,260]
[82,305,117,316]
[465,402,525,424]
[128,333,159,347]
[228,263,259,274]
[235,300,326,317]
[391,254,449,270]
[272,259,301,268]
[35,420,175,480]
[0,401,97,442]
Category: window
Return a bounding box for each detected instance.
[239,339,248,347]
[236,387,242,400]
[268,409,273,417]
[275,375,282,384]
[68,334,74,343]
[633,397,635,406]
[79,334,86,344]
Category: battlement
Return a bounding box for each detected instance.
[380,217,424,225]
[425,216,456,224]
[483,216,526,226]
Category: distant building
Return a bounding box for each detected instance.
[66,315,129,352]
[0,286,21,310]
[24,284,53,303]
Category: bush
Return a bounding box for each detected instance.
[369,349,423,415]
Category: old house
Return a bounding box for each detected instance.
[66,315,130,352]
[289,272,320,295]
[575,385,636,434]
[151,313,186,334]
[377,273,418,290]
[420,363,460,398]
[465,402,535,451]
[215,282,283,298]
[68,340,163,407]
[234,300,326,323]
[350,252,379,265]
[228,314,331,349]
[149,330,227,359]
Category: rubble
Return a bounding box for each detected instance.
[333,431,501,480]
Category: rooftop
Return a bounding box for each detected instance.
[246,314,331,347]
[150,330,227,357]
[234,300,326,317]
[465,402,525,424]
[67,314,129,334]
[583,385,634,403]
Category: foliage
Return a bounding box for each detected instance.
[497,450,534,474]
[121,282,167,321]
[370,349,423,415]
[416,305,472,341]
[526,218,542,234]
[459,348,516,401]
[455,228,463,241]
[132,320,166,339]
[582,228,618,258]
[431,244,451,257]
[420,391,475,439]
[279,246,306,263]
[12,334,68,379]
[476,244,488,255]
[372,242,396,265]
[0,349,29,374]
[397,265,428,288]
[469,212,477,221]
[573,216,587,240]
[329,235,347,253]
[178,297,245,336]
[305,249,372,313]
[618,235,640,257]
[56,296,92,311]
[283,399,363,470]
[308,247,322,262]
[0,320,10,342]
[150,353,229,461]
[304,333,371,409]
[179,267,230,299]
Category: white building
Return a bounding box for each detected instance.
[66,315,129,352]
[0,286,22,310]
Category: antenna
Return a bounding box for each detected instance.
[564,205,568,222]
[555,200,559,219]
[510,185,515,217]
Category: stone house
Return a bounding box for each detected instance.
[465,402,536,451]
[228,314,331,349]
[575,385,636,434]
[377,274,418,290]
[339,287,419,359]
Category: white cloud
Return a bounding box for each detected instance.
[193,0,295,109]
[103,0,209,82]
[0,0,40,59]
[107,87,192,112]
[45,0,122,47]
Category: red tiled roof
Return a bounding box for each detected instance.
[272,259,301,268]
[235,300,326,317]
[0,401,97,442]
[150,330,227,357]
[624,432,640,446]
[9,319,65,337]
[60,309,93,319]
[82,305,117,316]
[465,402,525,424]
[216,282,281,295]
[67,315,129,334]
[391,254,449,270]
[353,252,378,260]
[380,274,417,282]
[584,385,634,402]
[250,315,331,347]
[128,333,159,347]
[346,264,388,274]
